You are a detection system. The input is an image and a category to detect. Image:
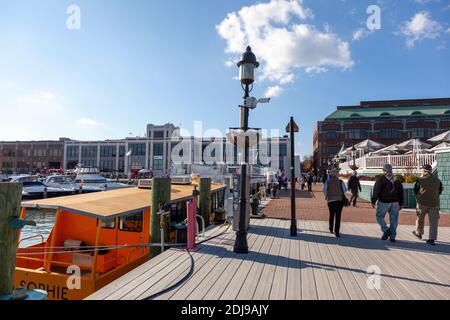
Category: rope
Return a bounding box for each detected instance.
[142,222,231,300]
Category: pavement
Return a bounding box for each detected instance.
[260,183,450,227]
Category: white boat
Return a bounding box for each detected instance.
[44,175,104,194]
[74,165,129,190]
[9,175,74,199]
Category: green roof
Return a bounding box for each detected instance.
[326,105,450,120]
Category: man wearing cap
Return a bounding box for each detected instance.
[371,164,404,242]
[412,164,443,245]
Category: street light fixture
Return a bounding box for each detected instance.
[234,46,260,254]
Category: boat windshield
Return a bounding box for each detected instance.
[48,176,74,184]
[23,181,45,187]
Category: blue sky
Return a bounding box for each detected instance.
[0,0,449,158]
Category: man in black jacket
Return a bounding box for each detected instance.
[348,171,362,207]
[371,164,404,242]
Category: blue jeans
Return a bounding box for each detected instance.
[376,202,400,239]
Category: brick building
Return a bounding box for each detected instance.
[313,98,450,173]
[0,139,68,174]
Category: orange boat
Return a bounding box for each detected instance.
[14,181,226,300]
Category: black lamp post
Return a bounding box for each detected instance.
[234,46,259,254]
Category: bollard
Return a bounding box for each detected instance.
[150,177,171,257]
[43,187,48,199]
[0,183,22,296]
[187,197,198,252]
[199,177,211,228]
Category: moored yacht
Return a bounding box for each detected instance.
[10,175,74,199]
[44,175,104,194]
[74,165,129,190]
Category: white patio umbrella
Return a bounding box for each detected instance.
[428,142,450,151]
[372,144,405,155]
[397,138,431,150]
[354,139,386,153]
[428,130,450,143]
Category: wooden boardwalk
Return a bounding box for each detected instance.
[87,218,450,300]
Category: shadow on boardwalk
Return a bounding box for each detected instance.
[247,223,450,255]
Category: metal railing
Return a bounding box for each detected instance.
[340,154,436,172]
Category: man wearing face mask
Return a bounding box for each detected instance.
[412,164,443,246]
[371,164,404,242]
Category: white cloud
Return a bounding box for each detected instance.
[76,118,104,127]
[305,66,328,74]
[216,0,353,94]
[265,85,283,97]
[398,11,444,47]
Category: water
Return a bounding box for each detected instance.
[19,208,56,248]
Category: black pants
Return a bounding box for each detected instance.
[328,201,344,234]
[307,183,312,191]
[350,190,359,206]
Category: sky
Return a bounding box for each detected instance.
[0,0,449,158]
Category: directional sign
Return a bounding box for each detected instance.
[286,118,299,133]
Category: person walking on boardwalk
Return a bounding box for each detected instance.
[300,175,306,191]
[307,174,313,192]
[371,164,404,243]
[412,164,443,246]
[323,168,348,238]
[348,171,362,207]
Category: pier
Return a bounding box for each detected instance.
[87,186,450,300]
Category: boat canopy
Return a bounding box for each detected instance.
[21,183,226,219]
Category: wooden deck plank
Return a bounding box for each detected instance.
[236,219,285,300]
[154,225,239,300]
[252,219,288,300]
[303,220,339,300]
[352,222,440,300]
[298,220,318,300]
[183,219,267,300]
[221,219,278,300]
[203,219,270,300]
[87,218,450,301]
[362,223,450,299]
[285,219,301,300]
[307,220,367,300]
[269,219,291,300]
[302,220,350,300]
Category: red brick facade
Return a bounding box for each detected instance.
[313,98,450,173]
[0,140,66,174]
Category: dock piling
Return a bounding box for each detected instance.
[0,183,22,296]
[150,177,171,257]
[199,177,211,228]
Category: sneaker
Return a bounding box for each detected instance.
[426,240,435,246]
[335,233,340,238]
[381,228,391,241]
[389,238,396,243]
[412,231,422,239]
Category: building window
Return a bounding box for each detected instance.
[67,146,79,158]
[81,146,97,158]
[129,143,146,156]
[153,131,164,138]
[411,111,423,116]
[153,143,164,156]
[378,128,400,139]
[325,131,338,140]
[119,146,125,157]
[346,129,368,140]
[100,146,116,157]
[153,159,163,170]
[119,213,143,232]
[279,144,287,157]
[410,128,431,139]
[350,113,361,118]
[380,112,392,117]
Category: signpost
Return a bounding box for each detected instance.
[286,117,299,237]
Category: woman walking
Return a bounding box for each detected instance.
[323,168,348,237]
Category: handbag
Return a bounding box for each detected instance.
[340,180,350,207]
